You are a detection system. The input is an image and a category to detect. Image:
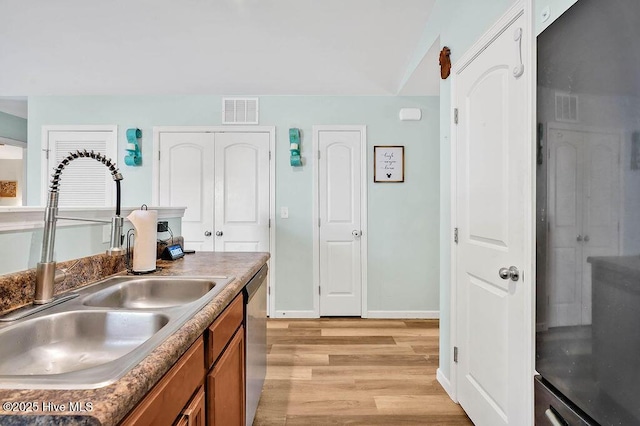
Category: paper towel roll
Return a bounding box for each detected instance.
[127,209,158,272]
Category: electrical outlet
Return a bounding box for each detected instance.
[280,207,289,219]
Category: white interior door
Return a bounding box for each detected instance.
[581,132,620,324]
[454,10,529,426]
[547,129,584,326]
[214,132,270,252]
[159,132,215,251]
[547,127,620,326]
[318,129,362,316]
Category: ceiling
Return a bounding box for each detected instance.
[0,0,438,96]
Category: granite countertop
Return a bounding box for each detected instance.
[0,252,270,426]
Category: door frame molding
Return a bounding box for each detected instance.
[449,1,535,421]
[152,126,277,317]
[311,125,368,318]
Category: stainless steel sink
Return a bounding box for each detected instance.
[0,311,169,376]
[83,277,217,309]
[0,275,234,389]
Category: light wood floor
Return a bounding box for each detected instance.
[253,318,473,426]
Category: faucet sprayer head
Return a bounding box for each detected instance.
[49,149,123,192]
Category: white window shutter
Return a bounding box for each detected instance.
[43,126,117,207]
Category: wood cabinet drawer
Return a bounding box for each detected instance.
[175,385,206,426]
[120,337,206,426]
[207,293,243,367]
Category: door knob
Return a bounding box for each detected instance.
[215,231,223,237]
[577,235,583,242]
[584,235,590,242]
[498,266,520,282]
[204,231,212,237]
[352,230,362,237]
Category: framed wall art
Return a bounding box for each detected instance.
[0,181,17,197]
[374,146,404,182]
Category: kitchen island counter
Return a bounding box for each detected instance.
[0,251,269,425]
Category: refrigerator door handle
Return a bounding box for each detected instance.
[545,408,566,426]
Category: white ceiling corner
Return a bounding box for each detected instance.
[398,38,440,96]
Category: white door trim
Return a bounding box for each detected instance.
[40,124,118,207]
[449,1,535,422]
[311,125,368,318]
[152,125,277,317]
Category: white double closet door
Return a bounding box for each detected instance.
[159,131,270,253]
[547,127,620,326]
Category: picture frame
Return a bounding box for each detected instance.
[374,146,404,182]
[0,181,17,197]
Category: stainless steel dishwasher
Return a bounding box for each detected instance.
[244,264,268,426]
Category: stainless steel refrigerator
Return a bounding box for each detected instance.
[536,0,640,424]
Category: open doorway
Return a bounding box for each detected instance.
[0,96,28,206]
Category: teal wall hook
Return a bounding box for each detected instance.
[289,128,302,167]
[124,128,142,166]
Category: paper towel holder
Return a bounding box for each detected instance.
[125,204,159,275]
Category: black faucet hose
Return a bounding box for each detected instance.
[116,180,121,217]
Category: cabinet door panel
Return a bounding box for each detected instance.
[207,326,245,426]
[121,337,206,426]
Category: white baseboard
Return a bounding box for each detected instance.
[437,368,457,402]
[366,310,439,319]
[272,310,318,319]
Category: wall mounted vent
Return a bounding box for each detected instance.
[222,98,259,124]
[555,92,578,122]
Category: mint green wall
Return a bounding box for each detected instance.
[27,95,440,314]
[260,97,440,313]
[0,111,27,142]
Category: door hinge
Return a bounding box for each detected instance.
[268,286,271,295]
[318,150,321,160]
[268,218,271,228]
[42,148,50,160]
[269,150,272,160]
[454,228,459,244]
[454,346,458,363]
[318,218,321,227]
[319,286,321,296]
[158,151,161,160]
[454,108,459,124]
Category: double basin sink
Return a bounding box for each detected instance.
[0,275,233,389]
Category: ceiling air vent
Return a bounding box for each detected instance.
[222,98,259,124]
[555,92,578,122]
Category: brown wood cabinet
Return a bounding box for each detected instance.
[119,292,246,426]
[175,385,206,426]
[207,326,245,426]
[120,337,206,426]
